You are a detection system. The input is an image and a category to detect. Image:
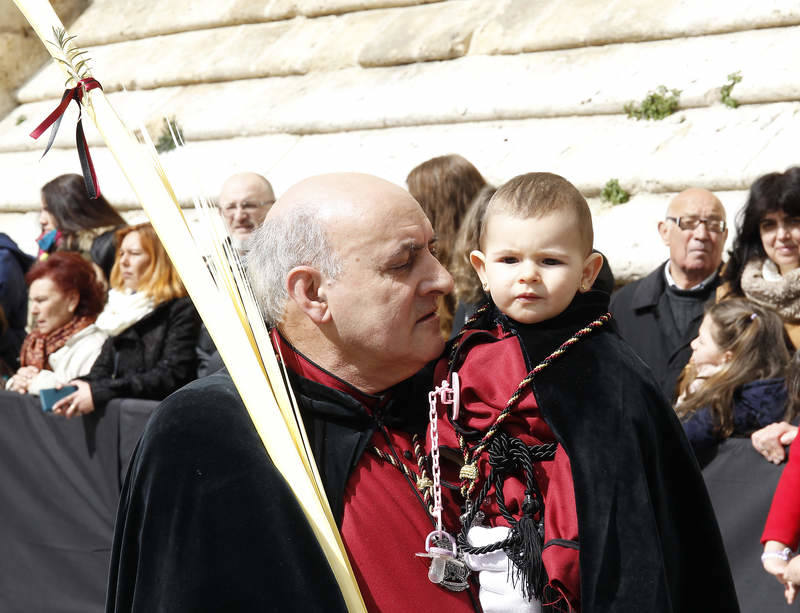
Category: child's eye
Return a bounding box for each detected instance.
[499,256,518,264]
[542,258,562,266]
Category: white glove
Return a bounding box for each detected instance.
[464,525,542,613]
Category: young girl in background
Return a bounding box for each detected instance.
[676,299,794,451]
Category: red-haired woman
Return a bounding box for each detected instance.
[53,223,200,418]
[6,253,107,394]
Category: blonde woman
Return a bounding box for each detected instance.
[53,223,200,417]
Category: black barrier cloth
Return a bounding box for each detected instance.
[0,391,157,613]
[702,436,794,612]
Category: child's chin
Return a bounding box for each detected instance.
[509,309,546,325]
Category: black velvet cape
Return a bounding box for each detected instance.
[458,293,739,612]
[105,372,348,612]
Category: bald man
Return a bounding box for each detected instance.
[611,188,728,402]
[218,172,275,250]
[106,174,481,612]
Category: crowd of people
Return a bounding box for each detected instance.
[2,160,800,610]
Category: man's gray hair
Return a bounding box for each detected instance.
[245,204,342,325]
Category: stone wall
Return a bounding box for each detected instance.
[1,0,799,279]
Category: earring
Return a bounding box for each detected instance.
[482,282,489,291]
[580,283,587,292]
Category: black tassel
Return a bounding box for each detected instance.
[505,493,547,601]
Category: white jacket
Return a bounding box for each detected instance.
[25,324,108,395]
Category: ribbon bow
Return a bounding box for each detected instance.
[30,77,103,198]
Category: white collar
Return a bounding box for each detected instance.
[664,261,717,291]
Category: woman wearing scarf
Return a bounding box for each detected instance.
[37,173,127,282]
[52,223,200,418]
[721,167,800,349]
[6,253,107,394]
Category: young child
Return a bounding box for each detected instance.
[676,299,791,452]
[424,173,738,612]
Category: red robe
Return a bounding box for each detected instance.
[431,323,581,610]
[276,332,480,613]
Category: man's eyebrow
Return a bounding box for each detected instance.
[387,240,422,258]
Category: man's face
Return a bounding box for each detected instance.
[472,210,595,324]
[322,192,454,382]
[659,191,727,282]
[218,176,275,243]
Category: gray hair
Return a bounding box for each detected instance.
[245,204,342,325]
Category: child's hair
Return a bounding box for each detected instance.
[452,185,496,306]
[480,172,593,254]
[784,349,800,423]
[676,299,790,437]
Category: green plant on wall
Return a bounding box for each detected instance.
[15,115,26,126]
[625,86,681,120]
[601,179,630,205]
[720,71,742,108]
[155,117,184,153]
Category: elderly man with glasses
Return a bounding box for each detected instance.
[218,172,276,252]
[611,188,728,402]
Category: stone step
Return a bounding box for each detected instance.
[65,0,445,46]
[0,101,793,212]
[15,0,492,102]
[472,0,800,55]
[33,0,800,59]
[4,23,798,151]
[18,3,800,104]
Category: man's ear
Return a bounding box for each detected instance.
[470,250,489,290]
[286,266,331,324]
[579,251,604,292]
[658,219,671,246]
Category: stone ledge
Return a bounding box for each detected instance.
[358,0,492,67]
[471,0,800,55]
[0,103,795,211]
[64,0,444,47]
[13,23,797,127]
[5,24,800,149]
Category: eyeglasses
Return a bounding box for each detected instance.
[220,201,273,213]
[666,216,726,233]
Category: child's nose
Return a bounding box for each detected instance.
[519,262,539,283]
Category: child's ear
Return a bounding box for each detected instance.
[579,251,604,293]
[470,250,489,291]
[722,350,734,364]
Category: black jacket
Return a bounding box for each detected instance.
[682,377,788,452]
[0,233,34,370]
[106,372,347,613]
[85,297,200,407]
[287,367,430,523]
[610,261,720,402]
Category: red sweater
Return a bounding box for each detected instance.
[763,437,800,549]
[278,336,479,613]
[431,326,581,610]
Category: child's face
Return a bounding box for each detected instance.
[470,210,602,324]
[690,315,731,369]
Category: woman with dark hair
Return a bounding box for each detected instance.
[721,167,800,348]
[52,223,200,418]
[407,154,487,337]
[6,252,107,395]
[38,173,127,280]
